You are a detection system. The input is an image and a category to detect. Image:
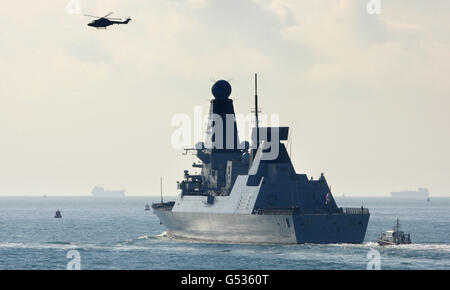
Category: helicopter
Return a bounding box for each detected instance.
[85,12,131,29]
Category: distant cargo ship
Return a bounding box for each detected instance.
[91,186,125,197]
[390,188,430,199]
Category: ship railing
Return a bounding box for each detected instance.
[342,207,370,215]
[254,207,369,215]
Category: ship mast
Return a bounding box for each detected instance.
[254,73,259,148]
[160,177,163,204]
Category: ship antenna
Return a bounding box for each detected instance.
[254,73,259,148]
[160,177,163,204]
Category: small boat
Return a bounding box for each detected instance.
[54,209,62,218]
[377,218,411,246]
[144,204,150,211]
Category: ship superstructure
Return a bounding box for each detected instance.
[152,77,369,244]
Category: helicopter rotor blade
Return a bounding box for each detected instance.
[105,17,123,20]
[103,12,114,18]
[84,14,101,18]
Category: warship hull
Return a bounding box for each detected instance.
[154,209,369,244]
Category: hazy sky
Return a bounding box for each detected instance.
[1,0,449,196]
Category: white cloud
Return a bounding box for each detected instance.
[0,0,449,196]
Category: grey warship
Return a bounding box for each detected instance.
[152,76,370,244]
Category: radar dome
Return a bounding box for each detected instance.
[212,80,231,100]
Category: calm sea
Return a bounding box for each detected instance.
[0,196,449,270]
